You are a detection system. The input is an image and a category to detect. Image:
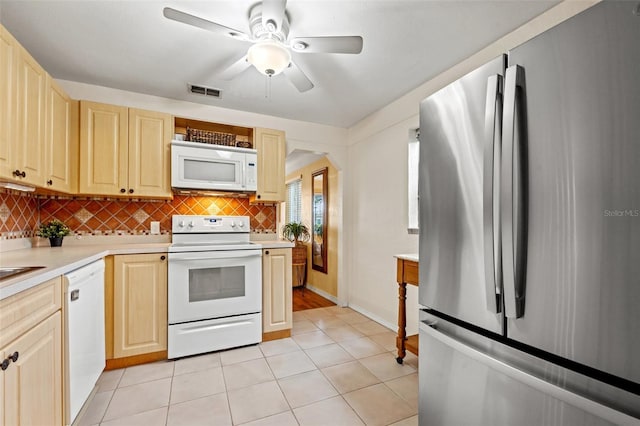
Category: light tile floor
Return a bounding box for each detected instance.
[79,306,419,426]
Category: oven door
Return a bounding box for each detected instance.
[168,249,262,324]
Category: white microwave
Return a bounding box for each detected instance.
[171,141,257,192]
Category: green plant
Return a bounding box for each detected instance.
[37,219,70,238]
[282,222,311,245]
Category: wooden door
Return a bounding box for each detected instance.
[0,26,17,180]
[113,254,167,358]
[15,44,46,186]
[1,312,63,426]
[254,128,286,202]
[127,108,172,198]
[262,248,292,333]
[79,101,128,196]
[45,77,78,193]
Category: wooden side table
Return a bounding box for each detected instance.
[394,255,419,364]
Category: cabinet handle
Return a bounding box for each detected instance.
[8,352,18,363]
[160,255,166,261]
[47,179,53,186]
[0,359,8,371]
[120,188,126,193]
[19,171,26,178]
[265,250,270,255]
[257,195,261,199]
[129,189,134,194]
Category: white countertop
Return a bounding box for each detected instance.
[394,253,419,262]
[0,243,170,300]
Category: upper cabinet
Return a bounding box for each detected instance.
[254,127,286,202]
[0,24,78,193]
[80,101,172,198]
[45,77,78,193]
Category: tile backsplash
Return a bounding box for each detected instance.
[0,190,276,239]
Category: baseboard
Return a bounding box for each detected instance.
[347,303,396,332]
[304,283,339,304]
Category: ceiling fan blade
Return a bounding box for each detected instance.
[290,36,363,54]
[163,7,250,41]
[283,61,314,93]
[218,55,251,80]
[261,0,287,33]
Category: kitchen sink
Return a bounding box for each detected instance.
[0,266,45,281]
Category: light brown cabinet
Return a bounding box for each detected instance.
[109,254,168,360]
[0,277,63,426]
[254,128,286,203]
[45,78,78,193]
[80,101,172,198]
[262,248,292,339]
[0,24,77,193]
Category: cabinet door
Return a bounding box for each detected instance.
[254,128,286,202]
[79,101,128,196]
[15,44,46,186]
[113,254,167,358]
[45,77,78,193]
[1,311,62,426]
[128,108,172,198]
[263,248,292,333]
[0,26,17,180]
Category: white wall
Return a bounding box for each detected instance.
[344,1,597,335]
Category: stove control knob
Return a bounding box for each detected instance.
[188,221,195,228]
[230,221,237,228]
[238,222,245,228]
[178,220,185,228]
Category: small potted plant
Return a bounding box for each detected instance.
[37,219,71,247]
[282,222,311,288]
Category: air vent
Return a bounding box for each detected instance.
[188,84,222,98]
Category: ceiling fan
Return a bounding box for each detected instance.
[163,0,363,92]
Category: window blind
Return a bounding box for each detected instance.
[286,178,302,223]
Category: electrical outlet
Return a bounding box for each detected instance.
[150,221,160,235]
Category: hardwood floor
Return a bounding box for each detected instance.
[293,286,336,311]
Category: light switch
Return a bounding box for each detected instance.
[150,221,160,235]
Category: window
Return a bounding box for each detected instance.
[286,178,302,223]
[408,129,419,233]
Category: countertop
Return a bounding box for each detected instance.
[0,237,294,300]
[0,243,170,300]
[394,253,419,262]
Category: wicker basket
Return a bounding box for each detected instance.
[292,244,307,265]
[187,127,237,146]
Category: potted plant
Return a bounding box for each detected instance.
[37,219,70,247]
[282,222,311,288]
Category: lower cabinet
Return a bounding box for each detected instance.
[262,248,292,340]
[106,253,167,366]
[0,277,63,426]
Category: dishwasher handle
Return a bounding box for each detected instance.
[70,289,80,301]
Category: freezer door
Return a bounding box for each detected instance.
[419,322,639,425]
[505,1,640,385]
[418,55,505,334]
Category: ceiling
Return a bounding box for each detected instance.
[0,1,559,128]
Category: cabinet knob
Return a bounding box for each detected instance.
[120,188,126,193]
[0,359,8,371]
[265,250,270,255]
[19,171,26,178]
[160,255,166,261]
[257,195,261,199]
[8,352,18,363]
[129,189,134,194]
[47,179,53,186]
[12,170,26,178]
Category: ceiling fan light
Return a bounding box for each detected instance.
[247,40,291,76]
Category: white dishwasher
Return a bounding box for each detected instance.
[64,259,105,425]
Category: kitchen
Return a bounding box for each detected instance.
[1,1,639,425]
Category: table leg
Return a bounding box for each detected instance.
[396,281,407,364]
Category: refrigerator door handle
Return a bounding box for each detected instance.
[501,65,528,319]
[483,74,503,314]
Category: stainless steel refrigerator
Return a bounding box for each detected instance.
[418,2,640,425]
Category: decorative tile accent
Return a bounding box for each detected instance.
[39,195,276,236]
[0,190,39,239]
